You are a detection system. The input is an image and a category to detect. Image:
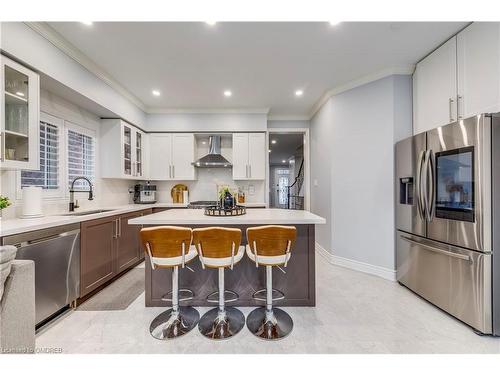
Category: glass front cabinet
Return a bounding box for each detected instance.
[1,55,40,170]
[100,119,147,179]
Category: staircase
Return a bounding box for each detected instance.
[287,159,304,210]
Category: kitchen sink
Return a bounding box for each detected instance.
[62,209,116,216]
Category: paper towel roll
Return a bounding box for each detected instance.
[183,190,189,204]
[21,186,44,218]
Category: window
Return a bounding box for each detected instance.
[20,119,60,190]
[67,125,95,190]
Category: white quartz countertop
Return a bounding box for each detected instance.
[0,202,268,237]
[128,208,326,225]
[0,203,188,237]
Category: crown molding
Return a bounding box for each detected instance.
[267,115,310,121]
[25,22,147,112]
[146,107,270,115]
[308,65,415,120]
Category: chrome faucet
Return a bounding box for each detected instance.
[69,176,94,212]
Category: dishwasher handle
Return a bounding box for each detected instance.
[11,229,80,248]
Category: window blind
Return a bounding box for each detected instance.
[67,129,95,189]
[21,121,59,189]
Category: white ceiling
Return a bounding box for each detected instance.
[47,22,467,118]
[269,133,303,165]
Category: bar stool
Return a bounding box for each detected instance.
[192,227,245,340]
[246,225,297,340]
[140,226,200,340]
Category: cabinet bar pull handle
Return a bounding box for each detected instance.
[458,95,463,119]
[249,165,251,178]
[172,165,175,179]
[449,97,455,122]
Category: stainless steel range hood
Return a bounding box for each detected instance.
[192,135,232,168]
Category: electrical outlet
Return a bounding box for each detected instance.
[248,185,255,195]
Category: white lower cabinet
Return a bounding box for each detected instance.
[149,133,196,180]
[232,133,266,180]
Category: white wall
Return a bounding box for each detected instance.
[0,89,136,219]
[0,22,146,128]
[147,112,267,132]
[267,119,310,129]
[310,75,412,272]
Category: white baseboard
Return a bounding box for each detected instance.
[315,242,396,282]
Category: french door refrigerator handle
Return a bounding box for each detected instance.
[416,150,426,220]
[400,236,471,262]
[425,150,435,221]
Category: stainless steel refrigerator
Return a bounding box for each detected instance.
[395,114,500,335]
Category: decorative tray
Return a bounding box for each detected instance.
[204,205,246,216]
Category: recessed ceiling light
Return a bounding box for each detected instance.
[152,90,161,96]
[223,90,232,97]
[271,139,277,144]
[81,21,93,26]
[206,21,217,26]
[282,160,287,163]
[295,90,304,97]
[202,141,207,145]
[268,149,271,153]
[329,21,340,26]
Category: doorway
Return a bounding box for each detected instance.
[268,131,308,210]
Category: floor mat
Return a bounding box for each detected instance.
[77,268,144,311]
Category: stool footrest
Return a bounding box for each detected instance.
[161,288,195,302]
[206,290,239,303]
[252,288,285,302]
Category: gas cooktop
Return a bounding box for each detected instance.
[187,201,218,208]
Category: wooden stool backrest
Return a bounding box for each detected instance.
[140,226,192,259]
[246,225,297,256]
[192,227,242,258]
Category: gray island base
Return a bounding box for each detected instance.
[128,208,326,307]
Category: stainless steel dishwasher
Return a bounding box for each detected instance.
[2,223,80,326]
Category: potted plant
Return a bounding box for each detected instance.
[218,186,234,209]
[0,195,11,219]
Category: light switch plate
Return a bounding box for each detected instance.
[313,179,318,187]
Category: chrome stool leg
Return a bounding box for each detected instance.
[149,266,199,340]
[247,266,293,340]
[199,268,245,340]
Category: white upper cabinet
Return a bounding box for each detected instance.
[1,55,40,170]
[232,133,266,180]
[149,133,196,181]
[232,133,249,179]
[171,133,196,180]
[148,134,172,180]
[100,119,147,179]
[413,22,500,134]
[457,22,500,118]
[413,37,457,134]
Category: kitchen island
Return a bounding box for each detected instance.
[129,208,325,307]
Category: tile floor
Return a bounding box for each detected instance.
[35,256,500,354]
